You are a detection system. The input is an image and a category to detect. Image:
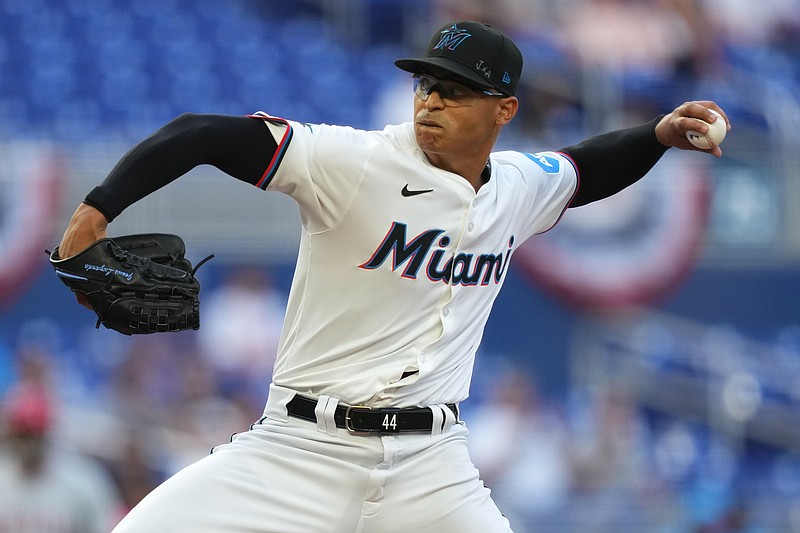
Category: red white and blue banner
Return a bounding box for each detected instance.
[515,154,711,309]
[0,143,64,310]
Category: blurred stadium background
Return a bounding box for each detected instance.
[1,0,799,531]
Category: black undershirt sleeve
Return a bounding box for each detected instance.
[561,115,669,208]
[84,113,278,222]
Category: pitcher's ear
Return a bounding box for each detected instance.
[497,97,518,125]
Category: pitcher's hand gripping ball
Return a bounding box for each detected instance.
[686,109,727,149]
[48,234,213,335]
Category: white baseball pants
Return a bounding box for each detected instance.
[110,384,513,532]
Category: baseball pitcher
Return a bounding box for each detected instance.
[53,20,729,533]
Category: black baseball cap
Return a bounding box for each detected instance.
[395,21,523,96]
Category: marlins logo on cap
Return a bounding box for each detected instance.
[395,21,523,96]
[433,24,473,51]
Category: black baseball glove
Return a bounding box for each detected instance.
[48,233,213,335]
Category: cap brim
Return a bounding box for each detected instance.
[394,57,496,91]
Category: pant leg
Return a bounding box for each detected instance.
[357,424,514,533]
[112,417,383,533]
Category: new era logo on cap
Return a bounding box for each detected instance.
[395,21,523,96]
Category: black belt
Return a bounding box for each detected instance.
[285,395,458,434]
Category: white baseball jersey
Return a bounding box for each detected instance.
[109,116,578,533]
[252,114,577,408]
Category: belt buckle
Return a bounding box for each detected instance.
[344,405,373,434]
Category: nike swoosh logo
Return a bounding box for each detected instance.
[401,184,434,197]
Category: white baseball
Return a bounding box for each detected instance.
[685,108,727,149]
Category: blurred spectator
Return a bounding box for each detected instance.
[105,334,252,478]
[701,0,800,47]
[567,387,655,530]
[562,0,709,118]
[166,343,253,472]
[0,356,123,532]
[199,265,287,412]
[467,367,571,525]
[103,431,162,516]
[563,0,698,73]
[107,335,188,428]
[570,388,651,486]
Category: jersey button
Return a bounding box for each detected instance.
[442,307,450,317]
[467,222,475,232]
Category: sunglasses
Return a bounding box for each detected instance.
[412,74,506,107]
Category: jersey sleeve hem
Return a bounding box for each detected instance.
[249,112,294,190]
